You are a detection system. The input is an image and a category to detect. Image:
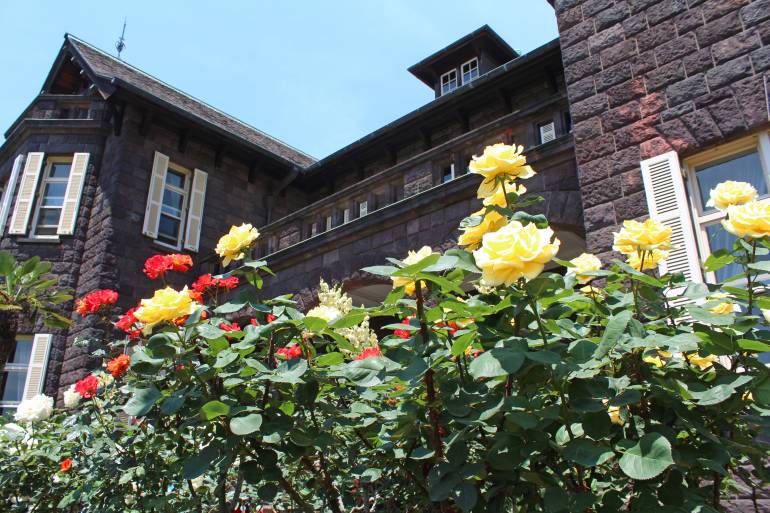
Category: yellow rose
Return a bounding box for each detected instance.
[216,223,260,266]
[472,220,560,286]
[613,219,672,254]
[607,404,623,425]
[134,286,199,333]
[568,252,602,283]
[580,284,603,296]
[469,143,536,198]
[706,181,758,211]
[709,302,734,315]
[626,249,669,271]
[458,208,507,250]
[483,181,527,208]
[306,305,342,322]
[743,390,754,401]
[392,246,436,295]
[687,353,718,370]
[722,199,770,239]
[643,355,664,368]
[762,309,770,324]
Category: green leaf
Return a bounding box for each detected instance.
[201,400,230,420]
[748,261,770,272]
[160,389,186,416]
[737,338,770,352]
[123,385,161,416]
[303,316,328,332]
[214,349,239,369]
[454,482,478,512]
[316,352,344,367]
[130,349,164,374]
[182,444,220,480]
[0,251,15,276]
[392,253,441,277]
[230,413,263,435]
[563,439,615,467]
[450,332,474,357]
[704,250,735,272]
[469,348,525,379]
[525,350,560,365]
[410,447,435,460]
[595,310,632,358]
[618,433,674,480]
[361,265,399,277]
[329,310,367,329]
[686,305,735,326]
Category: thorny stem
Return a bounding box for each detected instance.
[747,240,757,315]
[527,295,548,349]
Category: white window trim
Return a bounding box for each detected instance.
[440,69,458,96]
[156,162,191,250]
[358,200,368,217]
[683,132,770,283]
[461,57,479,85]
[325,215,333,231]
[343,208,351,224]
[0,335,33,411]
[29,156,72,240]
[442,163,456,183]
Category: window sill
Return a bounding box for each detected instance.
[15,236,61,244]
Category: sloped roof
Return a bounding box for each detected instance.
[64,35,315,168]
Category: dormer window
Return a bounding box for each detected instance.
[440,69,458,96]
[461,58,479,84]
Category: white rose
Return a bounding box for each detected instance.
[63,384,80,409]
[762,309,770,324]
[14,394,54,422]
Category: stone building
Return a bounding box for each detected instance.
[1,0,769,420]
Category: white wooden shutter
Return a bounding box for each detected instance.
[142,151,169,238]
[8,152,44,235]
[184,168,207,251]
[0,154,24,236]
[57,152,90,235]
[539,122,556,144]
[22,334,52,399]
[639,151,703,282]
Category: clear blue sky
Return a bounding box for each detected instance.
[0,1,558,159]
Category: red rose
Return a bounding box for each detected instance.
[191,273,215,292]
[168,254,192,272]
[266,314,277,323]
[76,289,118,315]
[59,458,73,473]
[219,322,240,332]
[74,375,100,399]
[116,306,138,332]
[355,346,383,360]
[276,344,302,361]
[143,254,192,280]
[394,317,414,339]
[106,354,130,378]
[217,276,239,290]
[250,318,260,326]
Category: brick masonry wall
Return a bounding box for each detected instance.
[554,0,770,260]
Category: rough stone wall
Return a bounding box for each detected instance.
[554,0,770,260]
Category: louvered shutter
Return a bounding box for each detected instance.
[57,152,90,235]
[0,154,24,236]
[22,334,52,399]
[639,151,703,282]
[539,122,556,144]
[184,168,207,252]
[142,151,169,238]
[8,152,45,235]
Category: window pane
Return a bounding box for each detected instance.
[36,207,61,227]
[9,338,32,365]
[166,170,186,189]
[161,189,184,216]
[41,183,67,206]
[696,151,766,212]
[48,163,71,179]
[1,370,27,403]
[158,214,180,242]
[705,223,770,282]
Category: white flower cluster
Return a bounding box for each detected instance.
[337,316,379,354]
[306,279,353,322]
[14,394,54,422]
[63,384,80,408]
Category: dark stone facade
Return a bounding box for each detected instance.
[553,0,770,261]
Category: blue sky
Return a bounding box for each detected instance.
[0,1,558,159]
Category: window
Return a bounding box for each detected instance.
[359,200,368,217]
[538,122,556,144]
[157,165,191,248]
[0,336,33,417]
[440,69,458,96]
[461,58,479,84]
[343,208,351,223]
[442,163,456,184]
[30,157,71,237]
[684,134,770,283]
[325,215,333,231]
[308,221,318,238]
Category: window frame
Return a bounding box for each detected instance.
[29,156,72,239]
[155,162,192,251]
[0,335,33,414]
[461,57,479,85]
[358,199,368,218]
[441,163,456,184]
[683,132,770,283]
[440,69,458,96]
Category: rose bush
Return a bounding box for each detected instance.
[1,144,769,513]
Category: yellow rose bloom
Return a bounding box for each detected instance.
[472,220,560,286]
[216,223,260,266]
[762,309,770,324]
[743,390,754,401]
[626,249,669,271]
[580,284,603,296]
[392,246,436,295]
[613,219,672,254]
[709,302,734,315]
[687,353,718,370]
[722,199,770,239]
[658,350,673,358]
[134,286,199,333]
[568,252,602,283]
[458,208,507,250]
[483,181,527,208]
[469,143,536,198]
[607,405,623,425]
[306,305,342,322]
[643,355,664,368]
[706,181,758,211]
